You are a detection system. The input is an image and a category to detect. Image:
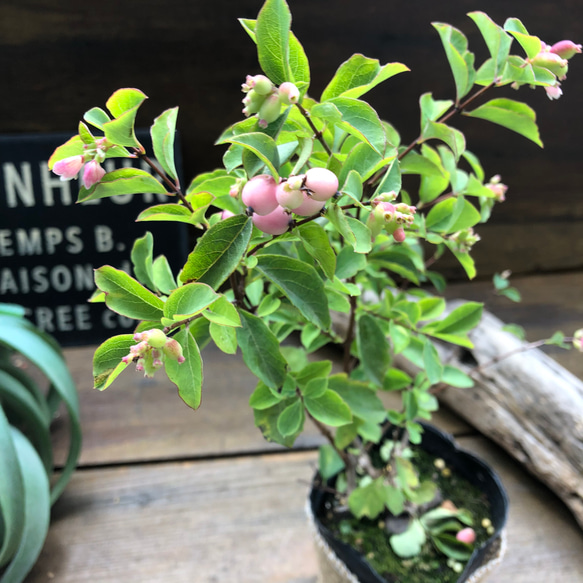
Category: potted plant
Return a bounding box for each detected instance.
[47,1,582,580]
[0,303,81,583]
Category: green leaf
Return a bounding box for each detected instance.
[442,366,474,388]
[77,168,167,203]
[432,23,475,102]
[468,12,512,77]
[347,477,387,519]
[419,93,454,129]
[254,399,301,447]
[423,339,443,385]
[0,428,50,583]
[0,407,24,568]
[304,389,352,427]
[164,283,218,319]
[328,374,387,425]
[236,311,287,390]
[277,398,304,436]
[92,334,135,390]
[255,0,292,84]
[95,266,164,321]
[165,329,203,409]
[464,98,542,147]
[335,246,367,279]
[346,217,372,254]
[131,232,157,291]
[390,518,427,558]
[0,315,81,503]
[289,31,310,89]
[373,158,401,198]
[106,88,148,117]
[220,132,280,180]
[327,97,386,155]
[151,107,179,180]
[356,313,391,386]
[152,255,177,294]
[209,322,238,354]
[421,121,466,161]
[504,18,542,60]
[256,254,331,330]
[180,215,252,288]
[249,381,284,410]
[432,532,473,560]
[294,361,333,388]
[384,368,413,391]
[425,197,481,233]
[318,444,346,480]
[321,54,409,101]
[502,323,526,340]
[432,302,483,335]
[298,223,336,280]
[203,296,241,327]
[448,245,477,279]
[83,106,111,130]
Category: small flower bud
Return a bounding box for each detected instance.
[545,83,563,100]
[241,89,265,116]
[456,528,476,545]
[249,75,274,96]
[52,155,85,180]
[163,338,185,363]
[530,51,569,79]
[258,93,283,128]
[82,160,106,189]
[485,175,508,201]
[449,228,481,253]
[140,328,168,348]
[550,40,582,60]
[278,82,300,105]
[573,329,583,353]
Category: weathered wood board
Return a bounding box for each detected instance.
[28,438,583,583]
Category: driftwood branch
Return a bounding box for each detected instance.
[332,305,583,529]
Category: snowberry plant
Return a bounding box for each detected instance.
[49,0,581,569]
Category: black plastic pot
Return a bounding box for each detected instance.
[308,423,509,583]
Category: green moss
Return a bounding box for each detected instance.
[322,448,493,583]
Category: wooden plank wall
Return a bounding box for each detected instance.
[1,0,582,278]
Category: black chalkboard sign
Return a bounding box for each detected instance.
[0,132,188,346]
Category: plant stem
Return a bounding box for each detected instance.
[366,81,497,192]
[343,279,358,374]
[295,103,332,156]
[134,150,194,213]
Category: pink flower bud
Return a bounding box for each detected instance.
[53,155,85,180]
[252,206,291,235]
[392,227,406,243]
[304,168,339,202]
[545,83,563,100]
[163,338,185,363]
[456,527,476,545]
[550,40,582,60]
[485,176,508,201]
[258,93,282,128]
[278,82,300,105]
[141,328,168,349]
[574,329,583,353]
[531,51,569,79]
[82,160,106,189]
[247,75,274,96]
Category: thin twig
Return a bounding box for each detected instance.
[295,103,332,156]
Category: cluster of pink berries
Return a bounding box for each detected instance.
[52,137,108,189]
[241,75,300,128]
[528,39,581,100]
[367,193,417,242]
[122,328,185,378]
[240,167,339,235]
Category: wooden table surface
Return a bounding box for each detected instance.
[28,271,583,583]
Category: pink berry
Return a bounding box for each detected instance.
[456,527,476,545]
[550,40,582,60]
[393,227,406,242]
[275,181,304,210]
[241,174,278,216]
[304,168,339,202]
[252,206,291,235]
[292,192,326,217]
[221,210,235,220]
[278,82,300,105]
